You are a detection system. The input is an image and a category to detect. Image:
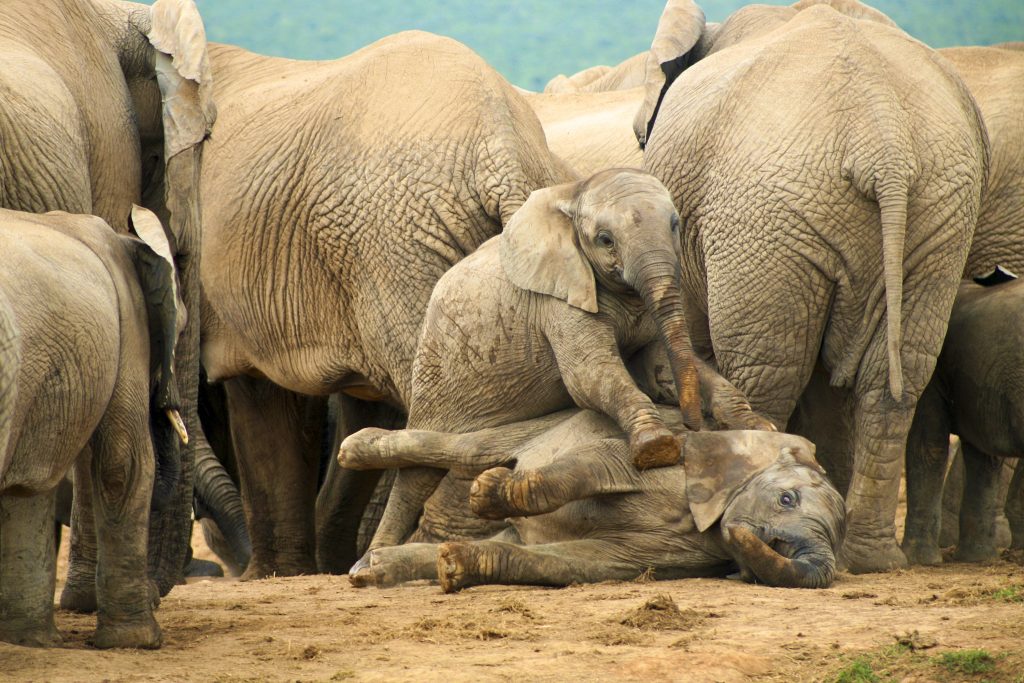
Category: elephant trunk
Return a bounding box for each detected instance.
[724,525,836,589]
[150,406,182,512]
[629,251,702,430]
[194,449,252,572]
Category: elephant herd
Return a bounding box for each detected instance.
[0,0,1022,651]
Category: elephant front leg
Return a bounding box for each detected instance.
[954,442,1004,562]
[87,395,161,649]
[437,540,640,592]
[901,384,951,566]
[61,449,100,612]
[469,439,639,519]
[1006,460,1024,550]
[842,388,913,574]
[225,376,323,580]
[0,490,62,647]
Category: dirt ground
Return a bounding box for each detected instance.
[2,523,1023,683]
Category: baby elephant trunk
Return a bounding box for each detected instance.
[631,253,702,430]
[724,525,837,589]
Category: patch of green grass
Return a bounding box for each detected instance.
[991,585,1024,603]
[936,649,996,675]
[834,658,879,683]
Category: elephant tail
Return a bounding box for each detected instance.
[876,175,907,401]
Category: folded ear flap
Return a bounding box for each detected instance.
[499,182,598,313]
[683,431,818,531]
[634,0,707,148]
[128,205,186,413]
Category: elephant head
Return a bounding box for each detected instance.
[683,431,846,588]
[500,168,702,429]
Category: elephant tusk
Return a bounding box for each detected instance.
[166,408,189,445]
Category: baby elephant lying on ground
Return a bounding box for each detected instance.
[341,407,846,590]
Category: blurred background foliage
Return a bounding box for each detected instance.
[193,1,1023,91]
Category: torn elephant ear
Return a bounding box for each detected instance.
[682,431,817,532]
[633,0,707,148]
[129,204,187,444]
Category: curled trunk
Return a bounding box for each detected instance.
[724,524,836,588]
[631,251,702,430]
[194,448,252,572]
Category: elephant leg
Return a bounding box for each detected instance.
[1006,459,1024,550]
[87,386,161,649]
[902,382,951,565]
[470,439,639,519]
[787,363,855,496]
[60,450,99,613]
[437,539,641,592]
[939,440,964,548]
[348,543,443,588]
[994,460,1015,549]
[316,395,403,574]
[225,376,324,580]
[0,489,61,647]
[357,470,395,557]
[954,441,1004,562]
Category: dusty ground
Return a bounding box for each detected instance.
[2,524,1023,682]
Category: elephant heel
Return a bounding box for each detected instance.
[469,467,517,519]
[630,428,680,470]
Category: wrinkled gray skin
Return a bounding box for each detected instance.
[198,32,574,578]
[524,89,644,175]
[354,170,719,575]
[340,407,845,591]
[640,0,988,573]
[0,207,179,648]
[0,0,235,601]
[938,439,1019,552]
[902,278,1024,564]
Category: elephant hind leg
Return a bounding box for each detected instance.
[953,442,1004,562]
[0,489,61,647]
[87,376,161,650]
[60,449,100,613]
[1006,459,1024,550]
[901,382,951,566]
[437,540,639,592]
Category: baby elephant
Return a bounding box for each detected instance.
[358,169,709,566]
[0,207,183,649]
[903,272,1024,564]
[343,406,846,590]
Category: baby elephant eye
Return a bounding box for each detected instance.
[596,232,615,248]
[670,214,680,233]
[779,492,796,507]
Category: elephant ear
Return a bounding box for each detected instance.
[128,205,186,418]
[633,0,707,148]
[683,431,819,532]
[500,182,598,314]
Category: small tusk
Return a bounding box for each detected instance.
[165,408,189,445]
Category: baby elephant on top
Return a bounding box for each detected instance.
[342,407,846,590]
[357,169,730,566]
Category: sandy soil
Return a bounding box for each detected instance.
[3,524,1023,682]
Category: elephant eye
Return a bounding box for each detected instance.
[670,214,680,233]
[596,232,615,249]
[779,491,797,508]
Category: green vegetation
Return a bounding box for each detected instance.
[189,0,1023,91]
[834,658,880,683]
[991,584,1024,602]
[937,649,996,675]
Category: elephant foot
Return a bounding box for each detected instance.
[347,547,433,588]
[901,537,943,566]
[337,428,393,469]
[840,534,907,574]
[185,557,224,578]
[90,614,162,650]
[953,542,998,563]
[469,467,520,519]
[0,620,62,648]
[630,427,680,470]
[437,542,483,594]
[240,556,314,581]
[59,582,98,614]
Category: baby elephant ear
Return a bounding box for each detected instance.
[683,431,816,532]
[500,182,598,313]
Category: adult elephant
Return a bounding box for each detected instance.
[0,0,236,599]
[638,0,989,572]
[198,32,574,579]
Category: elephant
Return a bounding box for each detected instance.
[0,206,181,648]
[902,274,1024,564]
[339,406,846,590]
[351,169,719,569]
[0,0,235,600]
[524,88,645,175]
[197,31,575,578]
[938,438,1020,553]
[544,52,649,94]
[637,0,988,573]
